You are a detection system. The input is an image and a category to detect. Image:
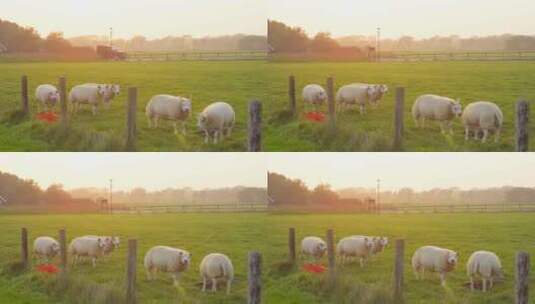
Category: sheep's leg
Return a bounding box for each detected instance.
[92,257,97,268]
[212,278,217,292]
[482,129,489,143]
[421,118,426,128]
[482,278,487,292]
[154,117,159,128]
[470,276,475,291]
[204,131,210,144]
[440,121,446,134]
[92,104,97,116]
[226,279,231,295]
[440,273,446,287]
[202,276,207,292]
[172,273,180,287]
[145,268,152,281]
[360,105,365,115]
[489,277,494,289]
[494,129,500,143]
[448,121,454,135]
[465,127,470,141]
[173,122,178,135]
[359,257,364,268]
[182,122,187,135]
[213,131,220,144]
[147,116,153,128]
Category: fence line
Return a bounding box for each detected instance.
[385,50,535,62]
[126,50,267,62]
[381,202,535,214]
[113,203,268,214]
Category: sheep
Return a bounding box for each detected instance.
[69,84,107,115]
[461,101,503,143]
[336,236,374,267]
[466,251,503,292]
[302,84,327,112]
[199,253,234,295]
[68,236,111,267]
[197,102,235,144]
[412,95,462,134]
[83,235,120,255]
[370,236,389,256]
[33,236,60,263]
[144,246,192,287]
[411,246,458,286]
[336,83,388,114]
[301,236,327,262]
[35,84,60,112]
[83,83,120,108]
[145,95,192,135]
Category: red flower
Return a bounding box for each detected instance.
[303,263,327,273]
[36,264,59,274]
[36,112,59,123]
[304,111,326,123]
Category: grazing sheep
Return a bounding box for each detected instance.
[302,84,327,111]
[69,84,107,115]
[83,83,120,108]
[461,101,503,143]
[336,83,388,114]
[197,102,235,144]
[145,95,192,135]
[144,246,191,287]
[467,251,503,292]
[199,253,234,295]
[336,236,374,267]
[68,236,111,267]
[35,84,60,112]
[301,236,327,261]
[412,246,458,286]
[83,235,120,255]
[33,236,60,263]
[412,95,462,134]
[370,236,389,255]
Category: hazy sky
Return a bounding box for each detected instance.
[0,153,266,191]
[2,0,266,38]
[268,0,535,38]
[268,153,535,191]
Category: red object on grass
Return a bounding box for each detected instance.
[36,112,59,123]
[36,264,59,274]
[304,111,326,123]
[303,263,327,273]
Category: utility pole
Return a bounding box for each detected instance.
[376,178,381,213]
[376,27,381,62]
[109,27,113,48]
[109,179,113,214]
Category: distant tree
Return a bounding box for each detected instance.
[309,183,339,205]
[0,19,41,52]
[42,32,72,52]
[43,184,72,205]
[309,32,340,52]
[267,20,309,52]
[267,172,309,205]
[505,36,535,51]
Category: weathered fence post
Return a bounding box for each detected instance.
[515,251,530,304]
[248,251,262,304]
[248,100,262,152]
[21,75,29,116]
[288,75,296,116]
[393,87,405,150]
[393,239,405,303]
[326,77,336,132]
[126,239,138,304]
[288,228,296,264]
[21,228,29,269]
[125,87,138,151]
[326,229,336,276]
[515,100,529,152]
[59,228,67,273]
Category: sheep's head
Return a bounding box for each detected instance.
[52,242,60,255]
[181,98,192,115]
[316,242,327,255]
[197,113,208,129]
[317,90,327,102]
[112,236,120,248]
[447,251,459,265]
[179,251,192,267]
[48,91,60,103]
[364,237,374,251]
[451,99,462,117]
[111,84,120,96]
[367,85,387,104]
[96,85,106,96]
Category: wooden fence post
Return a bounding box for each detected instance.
[126,87,137,151]
[393,87,405,151]
[248,100,262,152]
[515,251,530,304]
[21,228,29,269]
[393,239,405,303]
[288,75,296,116]
[515,100,529,152]
[326,77,336,132]
[58,76,68,127]
[326,229,335,276]
[248,251,262,304]
[21,76,29,116]
[126,239,138,304]
[288,228,296,264]
[59,228,67,273]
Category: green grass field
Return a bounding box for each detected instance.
[264,61,535,151]
[1,61,534,151]
[1,213,534,303]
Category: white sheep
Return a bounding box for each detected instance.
[197,102,235,144]
[336,83,388,114]
[411,246,458,286]
[301,236,327,261]
[302,84,327,111]
[336,236,374,267]
[466,251,503,292]
[69,236,111,267]
[144,246,191,287]
[199,253,234,295]
[33,236,60,263]
[83,235,120,255]
[69,84,107,115]
[370,236,389,256]
[461,101,503,143]
[83,83,120,108]
[146,95,192,135]
[35,84,60,112]
[412,95,462,134]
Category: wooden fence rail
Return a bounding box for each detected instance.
[126,51,268,62]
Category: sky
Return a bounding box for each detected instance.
[268,0,535,38]
[268,153,535,191]
[1,0,267,39]
[0,153,267,191]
